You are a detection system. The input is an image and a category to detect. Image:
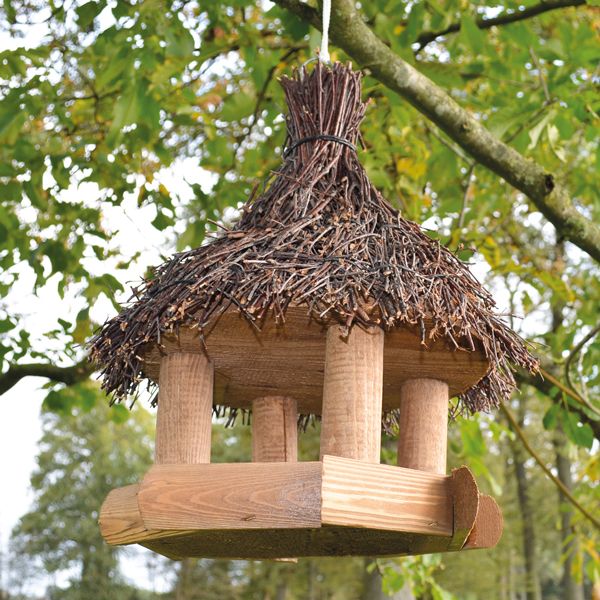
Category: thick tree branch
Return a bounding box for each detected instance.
[0,359,95,396]
[275,0,600,264]
[271,0,321,28]
[415,0,587,49]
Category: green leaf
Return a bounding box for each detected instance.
[161,19,195,57]
[23,180,47,210]
[417,62,464,88]
[109,403,130,423]
[431,585,454,600]
[543,404,559,431]
[267,5,309,41]
[0,162,16,176]
[43,390,69,414]
[78,386,98,413]
[0,318,16,333]
[106,82,142,150]
[0,111,27,145]
[547,124,567,162]
[152,210,174,231]
[459,418,486,458]
[76,0,106,28]
[219,92,256,122]
[560,408,594,449]
[460,15,485,56]
[541,38,565,60]
[57,318,72,332]
[528,108,557,150]
[249,51,272,91]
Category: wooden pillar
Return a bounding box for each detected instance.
[155,352,214,465]
[252,397,298,462]
[397,378,448,475]
[320,325,384,463]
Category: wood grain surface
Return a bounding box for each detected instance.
[138,462,322,531]
[140,305,490,413]
[99,484,197,546]
[320,326,383,462]
[463,493,503,549]
[155,352,213,465]
[99,484,146,545]
[139,526,456,560]
[100,459,501,559]
[447,466,480,551]
[252,397,297,462]
[397,378,449,475]
[321,455,453,536]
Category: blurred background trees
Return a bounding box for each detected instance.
[0,0,599,598]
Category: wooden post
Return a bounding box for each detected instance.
[252,397,298,462]
[397,378,448,475]
[155,352,214,465]
[320,325,384,463]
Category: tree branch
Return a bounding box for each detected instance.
[415,0,587,49]
[458,163,477,230]
[275,0,600,264]
[539,367,600,418]
[500,401,600,532]
[425,123,475,167]
[0,359,95,396]
[516,365,600,440]
[528,46,551,104]
[565,323,600,404]
[270,0,321,29]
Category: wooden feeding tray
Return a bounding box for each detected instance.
[99,307,502,561]
[100,457,502,561]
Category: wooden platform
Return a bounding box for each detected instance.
[140,306,491,414]
[99,456,502,560]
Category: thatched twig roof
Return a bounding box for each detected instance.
[89,61,538,417]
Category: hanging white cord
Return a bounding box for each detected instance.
[320,0,331,63]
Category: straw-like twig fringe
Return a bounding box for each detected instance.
[210,407,321,432]
[89,61,539,419]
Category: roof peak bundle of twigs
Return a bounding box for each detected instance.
[89,60,539,420]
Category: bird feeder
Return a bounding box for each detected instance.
[92,62,538,562]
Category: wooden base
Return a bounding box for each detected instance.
[99,456,502,561]
[140,305,490,414]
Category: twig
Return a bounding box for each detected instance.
[425,123,474,166]
[576,59,600,93]
[458,163,477,230]
[539,367,600,418]
[415,0,586,49]
[459,73,540,90]
[504,104,552,144]
[564,323,600,405]
[528,46,551,104]
[500,402,600,532]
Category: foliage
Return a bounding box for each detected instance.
[377,554,457,599]
[10,386,154,599]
